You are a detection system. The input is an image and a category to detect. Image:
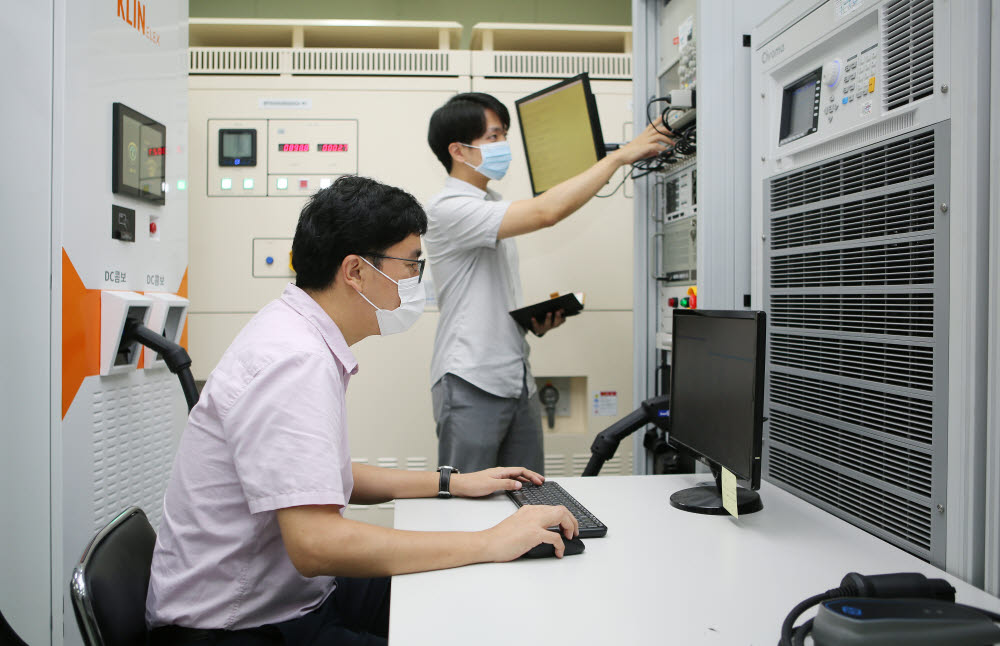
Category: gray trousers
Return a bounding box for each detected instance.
[431,373,544,475]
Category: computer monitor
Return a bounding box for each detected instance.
[515,73,606,196]
[668,309,767,515]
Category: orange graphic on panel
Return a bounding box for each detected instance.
[62,250,100,418]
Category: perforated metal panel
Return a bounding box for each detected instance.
[763,124,948,562]
[91,373,178,532]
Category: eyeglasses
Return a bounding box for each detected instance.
[362,253,426,283]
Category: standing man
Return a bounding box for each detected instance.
[146,176,578,646]
[425,92,671,475]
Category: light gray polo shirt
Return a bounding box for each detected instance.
[424,176,535,399]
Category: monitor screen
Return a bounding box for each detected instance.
[669,309,766,486]
[113,103,166,204]
[778,68,821,146]
[515,73,606,195]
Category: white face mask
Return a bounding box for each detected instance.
[356,256,426,336]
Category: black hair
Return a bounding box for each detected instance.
[427,92,511,172]
[292,175,427,291]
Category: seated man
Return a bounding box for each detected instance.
[146,176,578,646]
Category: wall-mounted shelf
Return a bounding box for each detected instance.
[190,18,463,50]
[470,23,632,53]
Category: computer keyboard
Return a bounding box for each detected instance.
[506,480,608,538]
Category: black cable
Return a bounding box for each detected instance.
[646,95,676,136]
[176,368,200,413]
[124,320,201,412]
[790,618,813,646]
[780,590,842,646]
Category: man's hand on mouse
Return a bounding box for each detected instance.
[450,466,544,498]
[483,504,579,562]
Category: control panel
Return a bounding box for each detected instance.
[758,7,895,171]
[816,44,880,130]
[207,118,358,197]
[655,284,697,350]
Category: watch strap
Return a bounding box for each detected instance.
[437,466,458,498]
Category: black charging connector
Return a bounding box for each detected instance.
[779,572,959,646]
[123,319,200,412]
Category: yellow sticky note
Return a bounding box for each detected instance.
[869,77,876,93]
[721,467,739,518]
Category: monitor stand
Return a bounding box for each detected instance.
[669,467,763,515]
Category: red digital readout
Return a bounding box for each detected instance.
[147,147,166,156]
[278,143,310,152]
[318,143,349,152]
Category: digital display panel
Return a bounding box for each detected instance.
[318,143,349,152]
[779,69,821,146]
[278,143,310,152]
[222,133,251,158]
[113,103,166,204]
[218,129,257,167]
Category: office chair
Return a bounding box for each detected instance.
[0,608,29,646]
[70,507,156,646]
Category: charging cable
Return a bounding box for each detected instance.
[124,319,200,412]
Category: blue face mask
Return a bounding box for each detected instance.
[462,141,512,180]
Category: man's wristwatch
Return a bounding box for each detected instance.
[437,466,459,498]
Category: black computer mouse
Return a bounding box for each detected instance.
[519,535,586,559]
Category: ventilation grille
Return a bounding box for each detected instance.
[189,47,465,76]
[790,112,915,169]
[770,293,934,336]
[769,410,933,497]
[190,47,285,74]
[768,446,932,554]
[883,0,934,111]
[484,52,631,79]
[770,186,935,250]
[770,372,933,445]
[771,333,934,390]
[771,239,934,288]
[769,131,933,211]
[292,49,455,74]
[764,123,944,563]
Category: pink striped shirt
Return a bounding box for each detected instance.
[147,283,357,629]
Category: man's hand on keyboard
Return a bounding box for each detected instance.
[483,505,579,561]
[451,467,544,498]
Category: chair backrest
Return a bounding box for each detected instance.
[70,507,156,646]
[0,608,29,646]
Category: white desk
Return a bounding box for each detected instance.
[390,474,1000,644]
